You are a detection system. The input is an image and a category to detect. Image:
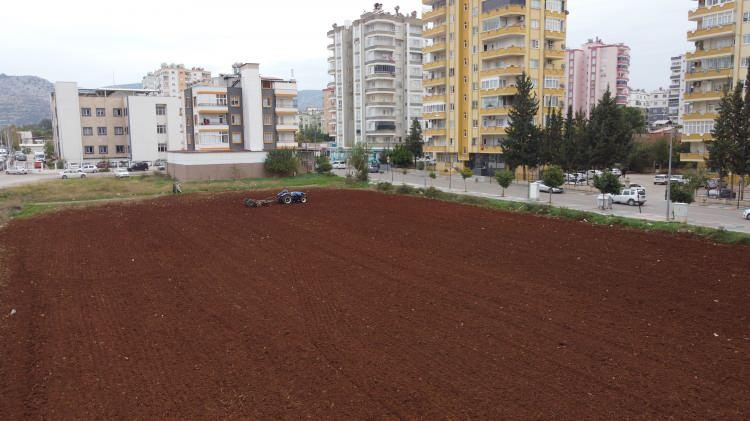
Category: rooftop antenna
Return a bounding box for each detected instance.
[291,69,295,80]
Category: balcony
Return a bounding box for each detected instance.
[544,67,565,77]
[423,23,447,38]
[424,145,450,153]
[545,49,565,60]
[275,106,297,115]
[195,103,228,113]
[545,30,565,41]
[423,77,447,87]
[423,93,446,103]
[481,126,507,135]
[423,6,447,22]
[682,112,719,121]
[480,86,518,96]
[689,1,735,21]
[479,107,511,116]
[423,60,447,71]
[480,46,525,61]
[480,24,526,41]
[365,40,396,50]
[424,128,447,137]
[685,68,733,81]
[685,46,733,61]
[681,133,714,143]
[480,65,525,78]
[480,4,526,19]
[424,42,447,54]
[478,145,504,154]
[680,152,709,162]
[423,111,446,120]
[544,87,565,96]
[364,86,396,93]
[276,124,298,132]
[687,23,736,41]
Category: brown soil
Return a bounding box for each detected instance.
[1,189,749,419]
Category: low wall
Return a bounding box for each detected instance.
[167,162,267,181]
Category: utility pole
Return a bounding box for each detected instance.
[666,122,676,221]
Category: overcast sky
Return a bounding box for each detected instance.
[0,0,692,91]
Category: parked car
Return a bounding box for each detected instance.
[707,178,724,190]
[96,161,110,170]
[80,164,99,173]
[670,175,688,185]
[610,168,622,177]
[367,162,380,173]
[128,161,149,172]
[537,182,563,194]
[5,166,28,175]
[332,161,347,170]
[612,188,647,206]
[628,183,645,190]
[60,169,86,179]
[744,209,750,220]
[14,152,27,161]
[708,188,736,199]
[154,159,166,171]
[587,170,603,179]
[113,167,131,178]
[654,174,669,185]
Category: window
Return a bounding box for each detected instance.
[230,114,242,125]
[114,127,125,135]
[530,59,539,69]
[157,125,167,134]
[81,108,91,117]
[232,132,242,144]
[116,145,125,154]
[97,127,107,136]
[230,96,241,107]
[531,39,540,49]
[531,0,540,8]
[156,104,167,115]
[113,108,123,117]
[84,146,94,154]
[99,145,108,155]
[263,97,272,107]
[96,108,106,117]
[263,114,274,125]
[216,94,227,106]
[263,132,275,143]
[545,18,563,32]
[82,127,93,136]
[158,143,167,152]
[531,19,539,29]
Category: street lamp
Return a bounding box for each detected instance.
[665,121,681,221]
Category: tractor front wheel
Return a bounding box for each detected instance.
[300,196,308,204]
[283,195,292,205]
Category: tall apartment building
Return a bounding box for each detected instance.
[327,4,423,153]
[50,83,182,165]
[683,0,748,164]
[565,38,631,115]
[322,85,337,138]
[422,0,568,175]
[669,55,687,125]
[627,88,671,130]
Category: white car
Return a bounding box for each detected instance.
[654,174,668,185]
[670,175,688,185]
[5,166,28,175]
[612,188,647,206]
[743,209,750,220]
[537,182,564,194]
[60,169,86,179]
[332,161,347,170]
[80,164,99,173]
[113,167,131,178]
[610,168,622,177]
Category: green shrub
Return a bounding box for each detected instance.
[416,161,425,170]
[495,170,514,197]
[315,155,333,174]
[429,171,437,179]
[593,172,623,195]
[423,186,442,198]
[390,145,413,167]
[670,183,695,204]
[396,184,416,194]
[376,182,394,192]
[349,143,369,182]
[264,150,298,176]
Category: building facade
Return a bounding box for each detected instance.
[50,83,181,166]
[299,108,324,132]
[322,86,337,138]
[669,55,687,125]
[168,63,298,180]
[565,38,631,115]
[327,4,423,153]
[683,0,750,164]
[422,0,568,175]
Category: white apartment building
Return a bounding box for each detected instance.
[50,83,181,166]
[566,38,631,115]
[327,4,423,153]
[669,55,686,125]
[627,88,671,129]
[168,63,299,180]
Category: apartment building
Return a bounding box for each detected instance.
[327,4,423,153]
[322,85,337,138]
[683,0,750,164]
[169,63,298,180]
[299,108,324,132]
[422,0,568,175]
[565,38,631,114]
[669,55,687,124]
[627,88,671,130]
[50,82,181,165]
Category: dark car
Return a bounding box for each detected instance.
[708,188,737,199]
[128,162,149,172]
[368,162,380,173]
[14,152,27,161]
[96,161,110,169]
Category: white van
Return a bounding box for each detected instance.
[654,174,668,185]
[613,188,647,206]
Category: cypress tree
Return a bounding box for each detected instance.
[504,72,541,178]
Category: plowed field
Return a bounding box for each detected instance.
[1,189,748,419]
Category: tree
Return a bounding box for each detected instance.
[264,149,299,176]
[621,107,647,135]
[708,89,736,179]
[460,167,473,192]
[315,155,332,174]
[495,170,514,197]
[405,119,423,165]
[504,72,541,178]
[732,67,750,201]
[593,172,623,195]
[541,165,564,204]
[378,149,390,165]
[390,144,413,167]
[670,183,695,204]
[44,140,55,160]
[587,88,632,169]
[541,107,563,166]
[349,143,369,182]
[559,106,577,173]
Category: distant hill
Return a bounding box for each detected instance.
[298,90,323,111]
[0,74,53,126]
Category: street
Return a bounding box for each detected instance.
[355,169,750,234]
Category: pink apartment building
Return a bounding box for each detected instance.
[565,38,630,115]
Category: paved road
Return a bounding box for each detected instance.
[354,169,750,234]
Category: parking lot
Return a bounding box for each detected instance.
[358,169,750,233]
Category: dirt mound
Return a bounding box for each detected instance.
[1,189,748,419]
